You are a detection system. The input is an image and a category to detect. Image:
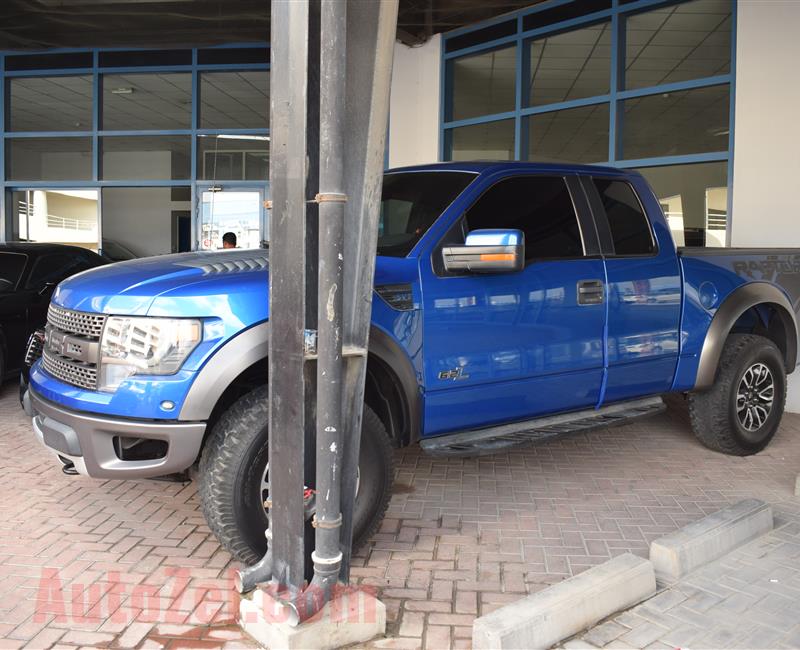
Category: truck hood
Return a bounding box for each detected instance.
[53,250,271,325]
[53,250,419,325]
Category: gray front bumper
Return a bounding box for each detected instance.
[29,389,206,479]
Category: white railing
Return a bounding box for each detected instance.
[45,214,95,231]
[18,202,95,232]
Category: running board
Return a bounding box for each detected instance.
[420,397,665,457]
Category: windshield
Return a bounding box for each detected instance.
[377,171,475,257]
[0,252,28,292]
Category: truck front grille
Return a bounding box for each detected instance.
[42,305,106,390]
[41,351,98,390]
[47,304,106,338]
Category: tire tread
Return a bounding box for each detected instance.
[198,386,268,564]
[198,385,394,565]
[688,333,786,456]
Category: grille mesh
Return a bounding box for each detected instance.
[47,304,106,338]
[24,330,45,367]
[44,305,104,389]
[42,350,98,390]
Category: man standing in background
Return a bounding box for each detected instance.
[222,232,237,249]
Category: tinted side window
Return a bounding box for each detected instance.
[0,252,28,291]
[378,172,475,257]
[593,179,654,255]
[26,252,91,289]
[466,176,583,261]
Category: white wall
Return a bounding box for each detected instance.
[388,35,442,168]
[732,0,800,412]
[103,188,190,257]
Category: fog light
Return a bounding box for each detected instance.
[161,400,175,411]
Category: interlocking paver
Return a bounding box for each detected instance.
[2,383,800,648]
[582,621,627,647]
[569,507,800,650]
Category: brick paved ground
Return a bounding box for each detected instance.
[0,380,799,649]
[565,502,800,650]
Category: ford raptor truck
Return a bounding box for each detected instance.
[23,162,800,564]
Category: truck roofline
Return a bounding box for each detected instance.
[386,161,633,177]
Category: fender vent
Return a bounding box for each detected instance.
[375,284,414,311]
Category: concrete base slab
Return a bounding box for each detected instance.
[239,586,386,649]
[649,498,773,585]
[472,552,655,650]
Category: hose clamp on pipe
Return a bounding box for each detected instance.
[311,550,343,566]
[312,513,343,529]
[314,192,348,204]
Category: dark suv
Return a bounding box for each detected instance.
[0,242,106,381]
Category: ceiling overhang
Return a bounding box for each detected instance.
[0,0,543,51]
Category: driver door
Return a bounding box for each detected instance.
[419,174,607,435]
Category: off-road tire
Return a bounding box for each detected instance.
[198,385,394,565]
[688,334,786,456]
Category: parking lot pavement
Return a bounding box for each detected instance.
[1,381,799,650]
[566,502,800,650]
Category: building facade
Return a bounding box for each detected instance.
[0,45,270,258]
[393,0,734,249]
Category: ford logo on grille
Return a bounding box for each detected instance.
[43,325,98,364]
[45,328,69,357]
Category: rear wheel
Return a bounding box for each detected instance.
[688,334,786,456]
[198,385,394,565]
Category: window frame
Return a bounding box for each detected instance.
[439,0,736,249]
[432,172,600,277]
[0,44,270,250]
[582,174,658,259]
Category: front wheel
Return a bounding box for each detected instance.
[198,385,394,565]
[688,333,786,456]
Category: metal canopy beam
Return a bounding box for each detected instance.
[242,0,398,616]
[338,0,399,579]
[0,0,542,50]
[237,0,397,624]
[267,0,310,594]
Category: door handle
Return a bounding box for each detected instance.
[577,279,604,305]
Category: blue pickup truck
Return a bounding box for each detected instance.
[24,162,800,564]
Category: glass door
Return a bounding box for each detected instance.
[197,185,267,251]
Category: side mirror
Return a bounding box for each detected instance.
[37,281,55,296]
[442,229,525,274]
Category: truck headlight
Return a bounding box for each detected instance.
[98,317,202,392]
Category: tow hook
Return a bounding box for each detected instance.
[58,456,79,476]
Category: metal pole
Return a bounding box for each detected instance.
[235,0,398,616]
[338,0,398,580]
[236,0,312,597]
[264,0,310,597]
[287,0,347,623]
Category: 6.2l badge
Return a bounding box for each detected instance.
[438,367,469,381]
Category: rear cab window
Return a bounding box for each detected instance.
[591,178,655,256]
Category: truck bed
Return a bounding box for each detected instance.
[678,247,800,258]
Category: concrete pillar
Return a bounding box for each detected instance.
[388,35,441,167]
[731,0,800,412]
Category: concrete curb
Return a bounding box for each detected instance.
[239,587,386,649]
[472,553,655,650]
[649,498,773,585]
